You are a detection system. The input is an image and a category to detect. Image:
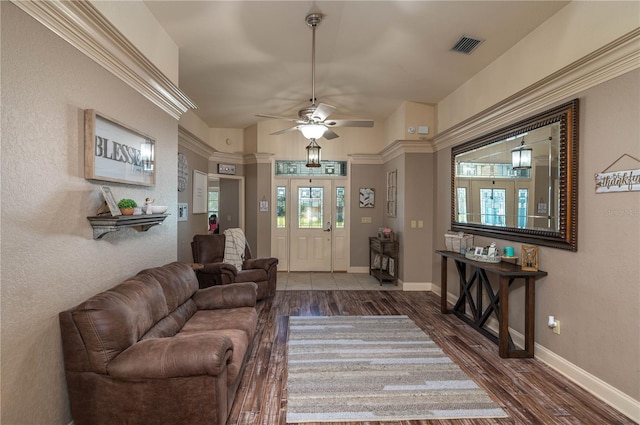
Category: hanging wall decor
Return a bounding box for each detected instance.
[594,154,640,193]
[386,170,397,217]
[85,110,155,186]
[359,188,375,208]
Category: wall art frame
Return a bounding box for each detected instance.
[85,109,156,186]
[192,170,208,214]
[359,188,375,208]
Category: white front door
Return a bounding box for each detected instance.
[290,179,332,271]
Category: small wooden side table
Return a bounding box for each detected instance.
[436,250,547,358]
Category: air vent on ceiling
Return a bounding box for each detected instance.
[451,35,484,55]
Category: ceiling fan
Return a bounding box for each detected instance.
[256,13,374,140]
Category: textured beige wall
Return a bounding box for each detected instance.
[1,4,178,423]
[433,70,640,401]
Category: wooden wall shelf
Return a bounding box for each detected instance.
[87,214,168,239]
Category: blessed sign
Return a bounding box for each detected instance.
[85,110,155,186]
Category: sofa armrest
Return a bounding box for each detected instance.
[243,257,278,271]
[201,262,238,277]
[193,282,257,309]
[108,333,232,379]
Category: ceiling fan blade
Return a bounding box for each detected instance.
[312,103,336,122]
[270,126,300,136]
[323,129,340,140]
[255,114,301,123]
[325,119,375,128]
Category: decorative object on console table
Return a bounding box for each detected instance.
[521,245,539,271]
[84,110,155,186]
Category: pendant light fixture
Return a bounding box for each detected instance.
[305,138,321,167]
[511,138,532,170]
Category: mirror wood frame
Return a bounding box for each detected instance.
[451,99,579,251]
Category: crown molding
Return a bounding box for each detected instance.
[178,126,216,158]
[210,152,244,164]
[11,0,197,119]
[380,140,436,162]
[434,28,640,152]
[244,153,275,165]
[348,154,384,165]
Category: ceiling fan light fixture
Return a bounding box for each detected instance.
[299,123,326,140]
[305,138,321,167]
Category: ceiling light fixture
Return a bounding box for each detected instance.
[305,138,321,168]
[511,138,532,170]
[299,123,326,140]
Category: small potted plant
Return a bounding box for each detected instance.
[117,198,137,216]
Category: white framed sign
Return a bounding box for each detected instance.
[84,110,155,186]
[192,170,208,214]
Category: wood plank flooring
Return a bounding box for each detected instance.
[228,290,635,425]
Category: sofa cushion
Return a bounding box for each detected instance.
[180,307,258,341]
[71,276,168,374]
[137,262,198,312]
[142,300,198,340]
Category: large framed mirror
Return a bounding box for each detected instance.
[451,99,579,251]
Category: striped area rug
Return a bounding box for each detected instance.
[286,315,508,423]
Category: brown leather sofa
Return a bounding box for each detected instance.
[59,262,258,425]
[191,233,278,300]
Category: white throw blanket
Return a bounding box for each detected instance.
[223,228,246,270]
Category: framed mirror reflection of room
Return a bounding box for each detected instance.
[451,99,579,251]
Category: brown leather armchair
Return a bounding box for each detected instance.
[191,233,278,300]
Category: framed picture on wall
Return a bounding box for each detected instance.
[177,203,188,221]
[192,170,207,214]
[359,188,375,208]
[85,110,155,186]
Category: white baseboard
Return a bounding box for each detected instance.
[443,289,640,422]
[401,281,431,291]
[347,266,369,274]
[534,341,640,423]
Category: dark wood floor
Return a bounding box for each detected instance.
[228,290,634,425]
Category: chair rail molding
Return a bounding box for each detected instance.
[11,0,197,119]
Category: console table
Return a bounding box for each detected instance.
[436,250,547,358]
[369,237,399,286]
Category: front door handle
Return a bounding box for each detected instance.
[324,221,332,232]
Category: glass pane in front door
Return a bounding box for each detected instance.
[298,187,323,229]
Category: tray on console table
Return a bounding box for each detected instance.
[436,250,547,358]
[87,214,168,239]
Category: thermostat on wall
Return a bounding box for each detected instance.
[217,163,236,175]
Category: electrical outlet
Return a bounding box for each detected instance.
[418,220,424,228]
[553,320,561,335]
[411,220,416,228]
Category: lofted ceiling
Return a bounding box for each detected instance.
[144,1,569,130]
